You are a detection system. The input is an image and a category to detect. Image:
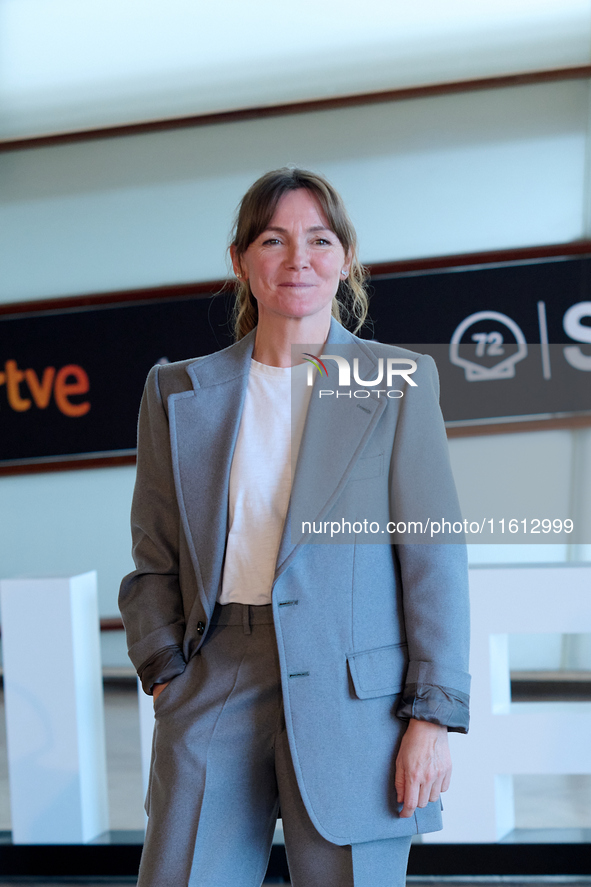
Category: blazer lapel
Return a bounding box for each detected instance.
[275,320,387,580]
[168,331,255,612]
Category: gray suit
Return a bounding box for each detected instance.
[119,318,470,863]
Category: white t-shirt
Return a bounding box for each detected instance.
[218,359,312,605]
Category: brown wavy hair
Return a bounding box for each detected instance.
[230,167,369,341]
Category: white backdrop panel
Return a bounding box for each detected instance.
[0,572,109,843]
[425,563,591,843]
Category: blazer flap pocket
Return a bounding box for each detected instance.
[347,643,407,699]
[350,453,383,482]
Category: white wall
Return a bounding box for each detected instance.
[0,467,136,618]
[1,80,588,302]
[1,79,590,666]
[450,427,591,560]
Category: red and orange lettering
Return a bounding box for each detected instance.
[5,360,31,412]
[25,367,56,409]
[54,365,90,417]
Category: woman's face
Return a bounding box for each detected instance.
[232,188,350,325]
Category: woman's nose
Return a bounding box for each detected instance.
[286,241,310,269]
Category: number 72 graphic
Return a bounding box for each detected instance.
[471,332,504,356]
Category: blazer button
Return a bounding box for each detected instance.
[197,621,205,635]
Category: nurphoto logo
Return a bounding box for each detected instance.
[303,354,418,399]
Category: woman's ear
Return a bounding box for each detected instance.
[230,245,246,280]
[342,250,352,279]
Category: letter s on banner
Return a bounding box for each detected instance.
[563,301,591,371]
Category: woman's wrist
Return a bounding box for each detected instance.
[152,680,171,700]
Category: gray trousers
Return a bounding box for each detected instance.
[139,603,412,887]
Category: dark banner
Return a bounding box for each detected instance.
[1,255,590,468]
[0,293,234,466]
[368,258,591,427]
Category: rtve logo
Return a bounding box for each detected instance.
[0,361,90,417]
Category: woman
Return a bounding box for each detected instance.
[119,168,470,887]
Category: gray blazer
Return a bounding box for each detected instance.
[119,317,470,844]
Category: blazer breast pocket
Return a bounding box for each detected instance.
[350,453,384,482]
[346,642,408,699]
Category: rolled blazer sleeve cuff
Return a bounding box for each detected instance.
[137,645,187,695]
[396,660,471,734]
[126,621,186,674]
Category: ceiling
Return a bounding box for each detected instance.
[1,0,590,140]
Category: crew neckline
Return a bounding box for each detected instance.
[250,358,309,378]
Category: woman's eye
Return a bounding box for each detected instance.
[314,238,331,245]
[262,237,281,245]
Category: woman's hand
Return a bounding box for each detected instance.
[152,680,171,702]
[395,719,451,818]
